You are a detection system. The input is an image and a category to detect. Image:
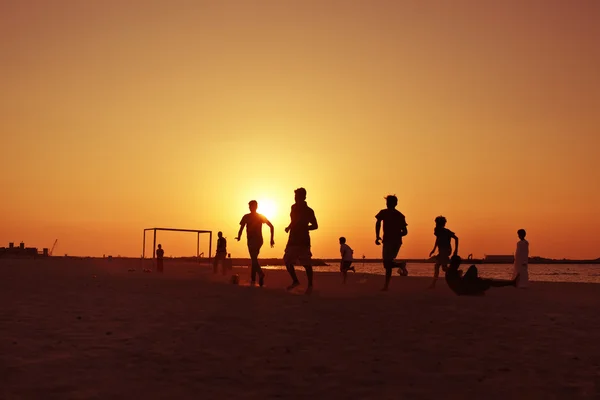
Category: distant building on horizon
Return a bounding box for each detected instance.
[0,241,46,258]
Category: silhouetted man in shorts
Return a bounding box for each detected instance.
[236,200,275,286]
[428,216,459,288]
[375,195,408,291]
[284,188,318,294]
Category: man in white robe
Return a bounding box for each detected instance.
[513,229,529,288]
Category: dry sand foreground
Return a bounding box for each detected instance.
[1,258,600,399]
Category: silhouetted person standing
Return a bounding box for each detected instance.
[284,188,318,294]
[236,200,275,286]
[428,216,459,288]
[513,229,529,288]
[375,195,408,291]
[446,255,518,296]
[214,232,227,275]
[339,237,355,284]
[156,244,164,273]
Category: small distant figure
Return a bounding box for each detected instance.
[339,237,355,284]
[445,255,518,296]
[214,232,227,275]
[513,229,529,288]
[428,216,459,288]
[375,195,408,291]
[156,244,164,273]
[236,200,275,287]
[284,188,318,294]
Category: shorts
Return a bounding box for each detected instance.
[215,251,227,260]
[284,245,312,266]
[437,248,451,265]
[382,241,402,261]
[340,260,353,272]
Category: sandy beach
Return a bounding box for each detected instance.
[2,257,600,399]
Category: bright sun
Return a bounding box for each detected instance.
[257,198,278,220]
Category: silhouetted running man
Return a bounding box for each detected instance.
[339,237,355,284]
[375,195,408,291]
[284,188,318,294]
[446,255,518,296]
[428,216,458,288]
[513,229,529,288]
[236,200,275,287]
[156,244,164,273]
[214,232,227,275]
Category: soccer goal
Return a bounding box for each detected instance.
[142,227,213,259]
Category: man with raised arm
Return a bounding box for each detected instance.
[236,200,275,286]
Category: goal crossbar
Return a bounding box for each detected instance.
[142,227,213,259]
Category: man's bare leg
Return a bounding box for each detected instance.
[484,276,519,288]
[429,264,441,288]
[286,264,300,290]
[383,261,392,291]
[304,265,313,294]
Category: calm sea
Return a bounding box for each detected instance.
[260,263,600,284]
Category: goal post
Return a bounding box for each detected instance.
[142,228,213,259]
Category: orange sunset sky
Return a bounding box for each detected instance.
[1,0,599,260]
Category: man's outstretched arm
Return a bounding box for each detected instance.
[266,220,275,246]
[375,220,382,244]
[453,235,459,256]
[236,222,245,241]
[401,225,408,237]
[429,239,438,257]
[308,213,318,231]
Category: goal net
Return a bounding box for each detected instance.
[142,228,213,260]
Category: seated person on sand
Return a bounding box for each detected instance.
[445,255,518,296]
[339,237,356,284]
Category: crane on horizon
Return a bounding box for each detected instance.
[49,239,58,256]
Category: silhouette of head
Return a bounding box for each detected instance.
[248,200,258,212]
[517,229,526,240]
[158,244,162,249]
[435,216,447,227]
[339,237,346,244]
[295,187,307,203]
[217,231,223,238]
[385,195,398,209]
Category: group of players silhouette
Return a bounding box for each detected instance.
[210,187,522,296]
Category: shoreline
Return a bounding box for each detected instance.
[2,255,599,265]
[3,257,600,285]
